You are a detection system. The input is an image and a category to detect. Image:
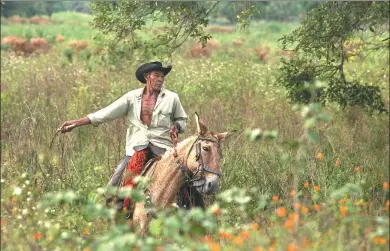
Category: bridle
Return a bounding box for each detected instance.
[176,136,223,187]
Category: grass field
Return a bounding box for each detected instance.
[1,12,389,251]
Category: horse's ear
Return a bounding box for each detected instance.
[195,112,208,136]
[215,130,236,142]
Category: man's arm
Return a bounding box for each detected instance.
[60,94,130,133]
[60,117,91,133]
[172,94,188,134]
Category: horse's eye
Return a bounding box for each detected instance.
[202,146,209,152]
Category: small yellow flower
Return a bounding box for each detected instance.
[11,198,17,203]
[383,182,389,189]
[250,223,259,231]
[354,166,360,173]
[313,204,320,212]
[335,160,341,167]
[301,207,309,215]
[234,236,243,245]
[314,185,320,191]
[303,182,309,188]
[294,202,301,210]
[272,195,279,202]
[253,246,263,251]
[290,190,296,197]
[316,152,324,160]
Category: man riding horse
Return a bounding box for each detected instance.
[59,61,205,214]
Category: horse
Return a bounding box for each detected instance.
[121,113,233,236]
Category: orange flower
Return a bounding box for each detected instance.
[284,219,294,230]
[11,207,17,215]
[212,208,221,216]
[383,182,389,189]
[355,201,361,206]
[33,232,43,241]
[314,185,320,191]
[83,248,90,251]
[301,207,309,214]
[340,198,347,204]
[374,237,381,244]
[290,190,296,197]
[83,229,89,235]
[219,231,232,240]
[294,203,301,210]
[301,237,313,248]
[386,200,389,207]
[272,196,279,202]
[313,204,320,212]
[276,207,287,217]
[287,243,297,251]
[202,235,213,243]
[155,246,163,251]
[234,236,243,245]
[316,152,324,160]
[209,242,221,251]
[250,223,259,231]
[241,229,250,239]
[379,238,387,245]
[354,166,360,173]
[11,198,17,203]
[339,205,347,217]
[335,160,341,167]
[303,182,309,188]
[253,247,263,251]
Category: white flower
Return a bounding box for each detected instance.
[13,187,22,195]
[21,173,27,178]
[1,179,5,183]
[25,180,30,185]
[17,215,22,219]
[22,209,28,215]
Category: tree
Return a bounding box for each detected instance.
[90,1,255,59]
[278,2,389,114]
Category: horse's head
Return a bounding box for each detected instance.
[183,113,233,195]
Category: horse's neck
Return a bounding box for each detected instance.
[148,136,196,207]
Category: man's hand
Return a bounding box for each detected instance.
[169,124,179,140]
[59,120,78,133]
[59,117,91,133]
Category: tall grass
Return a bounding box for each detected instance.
[1,12,389,251]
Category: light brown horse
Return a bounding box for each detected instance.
[131,113,232,236]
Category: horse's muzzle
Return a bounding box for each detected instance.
[196,176,219,195]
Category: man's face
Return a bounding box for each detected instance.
[145,71,165,91]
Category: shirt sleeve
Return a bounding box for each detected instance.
[173,94,188,134]
[87,94,130,126]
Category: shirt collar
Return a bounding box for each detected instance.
[136,87,166,98]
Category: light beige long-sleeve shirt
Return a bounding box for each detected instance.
[87,87,188,156]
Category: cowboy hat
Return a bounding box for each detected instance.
[135,61,172,84]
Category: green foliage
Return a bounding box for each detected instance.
[278,2,389,114]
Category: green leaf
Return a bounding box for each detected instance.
[304,117,317,128]
[307,129,319,143]
[149,218,162,236]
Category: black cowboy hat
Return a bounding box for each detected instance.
[135,61,172,84]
